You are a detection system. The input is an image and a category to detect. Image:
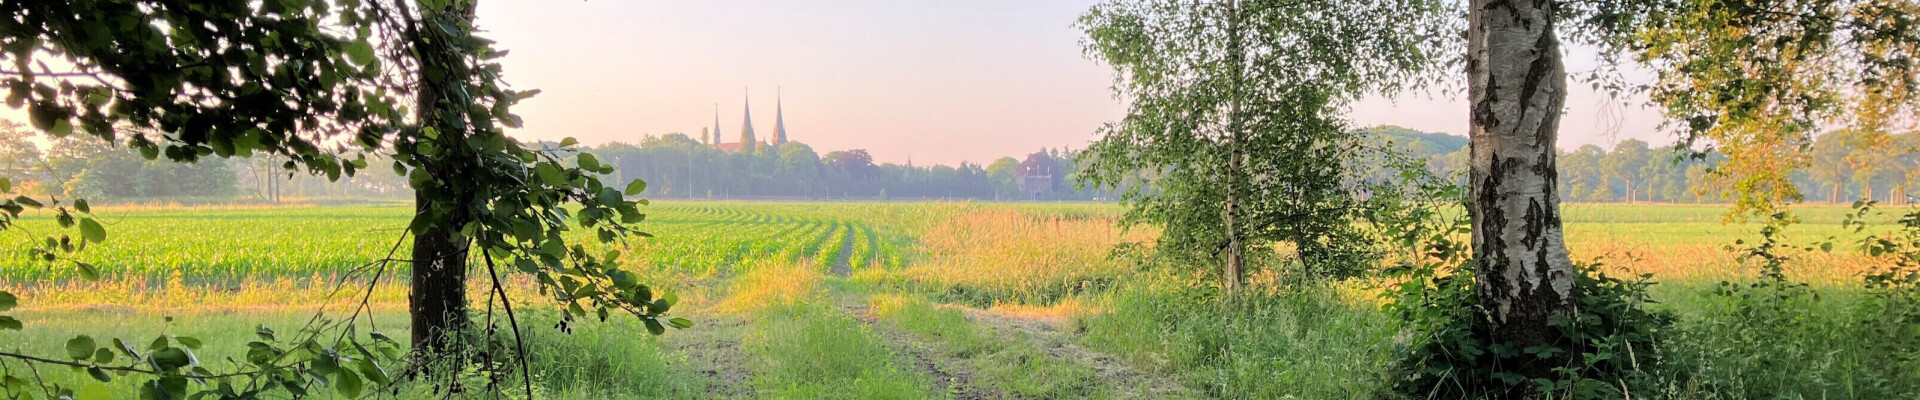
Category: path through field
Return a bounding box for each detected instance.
[662,315,754,398]
[645,203,1189,399]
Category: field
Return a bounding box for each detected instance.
[1,202,1913,398]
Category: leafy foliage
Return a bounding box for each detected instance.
[1381,207,1682,399]
[1571,0,1920,216]
[0,0,680,397]
[1075,0,1453,284]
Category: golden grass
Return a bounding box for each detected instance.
[1567,240,1875,286]
[8,270,411,313]
[714,261,823,314]
[860,209,1153,299]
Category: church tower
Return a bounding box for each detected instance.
[711,103,723,148]
[774,88,788,145]
[738,89,757,153]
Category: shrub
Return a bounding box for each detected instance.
[1385,258,1680,399]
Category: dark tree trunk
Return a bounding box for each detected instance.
[1222,0,1245,294]
[409,191,470,351]
[406,3,478,353]
[1469,0,1577,395]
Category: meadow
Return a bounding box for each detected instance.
[0,202,1912,398]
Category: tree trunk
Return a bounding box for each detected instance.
[407,3,478,353]
[1624,177,1634,204]
[1221,0,1245,294]
[1468,0,1577,395]
[410,191,470,352]
[1833,183,1842,204]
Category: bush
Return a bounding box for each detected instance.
[1666,205,1920,398]
[1385,258,1680,399]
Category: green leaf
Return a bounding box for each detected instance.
[0,177,10,193]
[535,163,565,186]
[577,152,600,171]
[559,137,578,148]
[76,262,101,281]
[174,336,202,349]
[668,317,693,329]
[67,335,98,360]
[113,338,139,357]
[73,199,89,213]
[624,179,647,196]
[345,39,376,66]
[354,357,391,386]
[79,217,106,243]
[50,119,73,137]
[335,368,364,398]
[150,347,191,370]
[643,318,665,335]
[93,348,114,363]
[0,290,15,311]
[86,366,112,383]
[0,316,22,330]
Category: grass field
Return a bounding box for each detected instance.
[0,202,1913,398]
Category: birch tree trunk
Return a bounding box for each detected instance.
[1222,0,1245,294]
[1468,0,1577,391]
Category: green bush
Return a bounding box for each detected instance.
[1384,259,1681,399]
[1665,205,1920,398]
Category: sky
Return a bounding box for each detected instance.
[6,1,1677,167]
[474,0,1675,166]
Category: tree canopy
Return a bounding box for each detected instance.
[1,0,677,397]
[1076,0,1454,287]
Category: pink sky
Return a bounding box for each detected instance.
[3,1,1676,166]
[475,0,1673,166]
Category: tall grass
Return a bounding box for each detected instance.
[722,263,931,399]
[857,209,1150,306]
[868,293,1109,398]
[1075,274,1400,399]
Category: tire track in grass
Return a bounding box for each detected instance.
[662,314,755,399]
[833,289,997,399]
[830,224,858,277]
[952,306,1194,399]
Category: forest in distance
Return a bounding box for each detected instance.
[3,0,1920,399]
[11,121,1920,205]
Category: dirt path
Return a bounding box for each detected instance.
[829,225,857,277]
[954,307,1195,399]
[834,293,1001,399]
[662,314,754,399]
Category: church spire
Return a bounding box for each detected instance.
[712,103,722,148]
[738,88,757,153]
[774,87,788,145]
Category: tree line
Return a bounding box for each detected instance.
[1,120,1119,203]
[1370,125,1920,205]
[589,133,1118,201]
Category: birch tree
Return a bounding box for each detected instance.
[1077,0,1451,290]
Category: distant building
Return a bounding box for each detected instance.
[737,90,757,153]
[773,88,788,145]
[1017,152,1059,200]
[713,89,789,153]
[711,104,723,146]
